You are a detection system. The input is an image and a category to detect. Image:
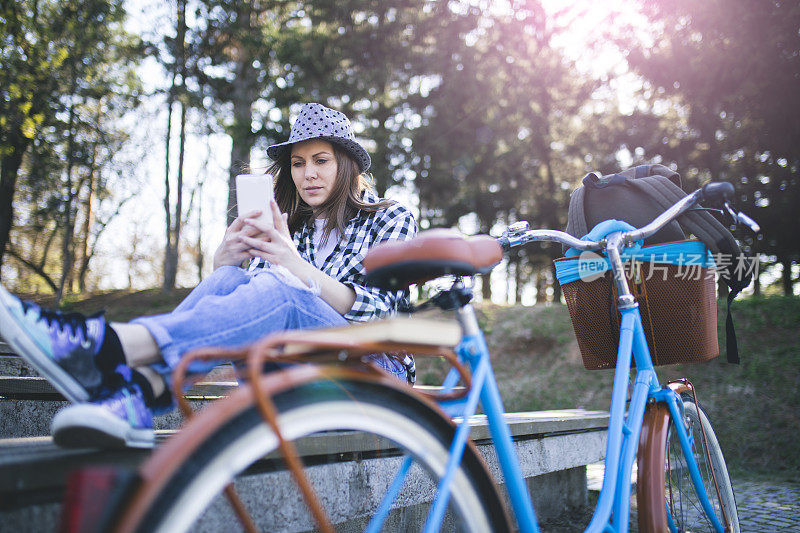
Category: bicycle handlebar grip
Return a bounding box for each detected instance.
[700,181,734,203]
[496,236,511,252]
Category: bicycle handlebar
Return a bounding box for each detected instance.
[498,181,754,254]
[497,228,600,253]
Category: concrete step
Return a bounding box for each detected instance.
[0,351,237,438]
[0,354,32,376]
[0,380,229,439]
[0,351,461,439]
[587,461,637,493]
[0,409,609,531]
[0,396,219,440]
[0,380,463,439]
[0,347,230,436]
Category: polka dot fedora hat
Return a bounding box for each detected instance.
[267,103,371,173]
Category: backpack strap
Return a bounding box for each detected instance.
[627,175,750,364]
[564,182,589,255]
[630,176,750,288]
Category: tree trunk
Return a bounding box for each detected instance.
[752,268,761,296]
[481,271,492,302]
[535,269,547,304]
[163,0,187,292]
[515,258,524,304]
[57,86,80,305]
[226,3,259,226]
[227,78,258,226]
[782,258,793,296]
[196,181,204,281]
[77,169,95,293]
[550,263,562,303]
[163,100,187,292]
[163,86,174,288]
[77,112,100,292]
[0,142,26,276]
[175,100,188,281]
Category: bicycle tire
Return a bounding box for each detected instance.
[128,377,509,532]
[638,393,740,532]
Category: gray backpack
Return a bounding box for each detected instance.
[564,164,752,363]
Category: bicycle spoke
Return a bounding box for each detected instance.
[661,396,739,532]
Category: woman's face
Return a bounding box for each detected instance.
[290,139,338,215]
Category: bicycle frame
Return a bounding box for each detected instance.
[402,229,727,533]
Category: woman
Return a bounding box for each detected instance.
[0,103,416,449]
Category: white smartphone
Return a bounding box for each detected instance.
[235,173,274,228]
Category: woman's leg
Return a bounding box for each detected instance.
[90,266,257,407]
[50,269,348,448]
[170,265,253,313]
[112,323,161,366]
[133,269,347,377]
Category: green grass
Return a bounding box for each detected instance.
[659,296,800,480]
[49,289,800,478]
[419,296,800,479]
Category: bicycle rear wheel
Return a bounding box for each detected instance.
[125,377,509,532]
[638,393,739,532]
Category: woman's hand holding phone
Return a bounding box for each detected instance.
[240,199,305,273]
[212,210,267,270]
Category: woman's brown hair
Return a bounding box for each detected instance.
[270,142,392,242]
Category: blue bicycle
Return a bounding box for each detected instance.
[108,182,754,532]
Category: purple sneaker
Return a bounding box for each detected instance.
[0,284,108,402]
[51,384,155,449]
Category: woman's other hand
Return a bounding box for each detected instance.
[240,200,307,274]
[212,211,266,270]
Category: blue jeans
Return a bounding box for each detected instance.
[133,266,407,392]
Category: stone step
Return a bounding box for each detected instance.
[0,354,36,377]
[0,348,462,439]
[586,461,638,493]
[0,409,609,531]
[0,396,220,440]
[0,347,239,439]
[0,381,230,439]
[0,377,462,439]
[0,375,239,400]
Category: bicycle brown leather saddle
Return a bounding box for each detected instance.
[364,229,503,289]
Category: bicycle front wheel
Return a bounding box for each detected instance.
[638,392,739,532]
[123,376,509,533]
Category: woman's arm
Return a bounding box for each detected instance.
[239,199,357,314]
[289,260,357,315]
[340,205,417,322]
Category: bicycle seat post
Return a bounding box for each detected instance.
[605,232,637,310]
[438,280,481,338]
[456,302,481,339]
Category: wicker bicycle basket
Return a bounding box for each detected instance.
[555,240,719,369]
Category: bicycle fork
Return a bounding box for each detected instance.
[651,387,727,533]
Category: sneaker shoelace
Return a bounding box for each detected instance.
[20,301,102,345]
[99,384,151,428]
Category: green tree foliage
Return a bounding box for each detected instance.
[0,0,142,296]
[409,1,619,300]
[620,0,800,294]
[0,0,70,273]
[183,1,313,226]
[297,1,482,196]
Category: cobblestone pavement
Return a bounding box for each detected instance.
[735,479,800,531]
[568,465,800,532]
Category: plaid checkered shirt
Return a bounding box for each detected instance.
[248,190,417,321]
